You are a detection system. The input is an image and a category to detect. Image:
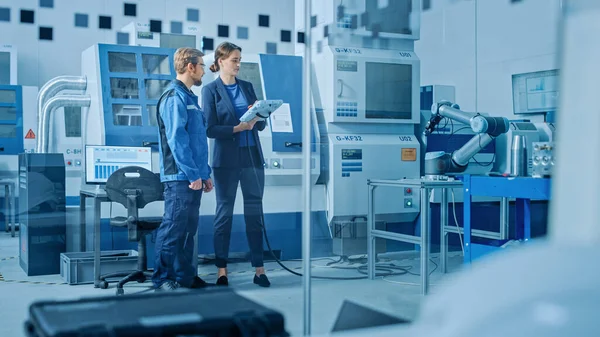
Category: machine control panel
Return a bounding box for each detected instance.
[532,142,554,178]
[328,133,420,223]
[327,46,420,125]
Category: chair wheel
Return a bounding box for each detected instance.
[99,281,108,289]
[116,288,124,296]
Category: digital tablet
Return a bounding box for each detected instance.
[239,99,284,122]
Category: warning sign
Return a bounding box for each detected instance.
[25,129,35,139]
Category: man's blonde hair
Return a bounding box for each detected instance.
[174,47,204,74]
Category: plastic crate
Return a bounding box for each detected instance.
[60,250,139,285]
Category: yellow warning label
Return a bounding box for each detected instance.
[402,148,417,161]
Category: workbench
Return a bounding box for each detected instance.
[458,174,551,265]
[366,177,463,295]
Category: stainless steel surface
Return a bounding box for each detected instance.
[36,76,87,153]
[39,95,91,153]
[94,197,101,287]
[371,229,422,245]
[531,141,554,178]
[79,188,110,287]
[367,178,463,295]
[420,187,429,295]
[443,226,502,240]
[452,133,494,166]
[510,134,528,176]
[302,0,312,334]
[367,178,463,188]
[367,184,375,280]
[500,197,509,240]
[440,188,448,273]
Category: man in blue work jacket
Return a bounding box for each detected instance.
[153,47,213,291]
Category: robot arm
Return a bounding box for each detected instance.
[424,101,510,176]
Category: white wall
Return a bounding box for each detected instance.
[0,0,297,88]
[416,0,562,121]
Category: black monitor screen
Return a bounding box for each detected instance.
[365,62,412,120]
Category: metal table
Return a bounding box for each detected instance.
[367,178,463,295]
[461,175,551,264]
[79,188,110,288]
[0,180,16,237]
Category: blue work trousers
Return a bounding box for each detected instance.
[213,146,265,268]
[152,181,202,288]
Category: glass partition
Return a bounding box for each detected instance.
[0,124,16,138]
[0,106,17,120]
[0,89,16,103]
[303,0,561,334]
[0,1,564,337]
[108,52,137,73]
[110,78,139,99]
[142,54,170,75]
[144,79,171,99]
[112,104,142,126]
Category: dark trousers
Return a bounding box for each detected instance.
[213,146,265,268]
[152,181,202,288]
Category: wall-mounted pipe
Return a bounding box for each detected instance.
[39,95,91,154]
[36,76,87,153]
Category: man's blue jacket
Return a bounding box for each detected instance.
[156,79,211,183]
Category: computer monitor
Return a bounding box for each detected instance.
[85,145,152,184]
[512,69,559,115]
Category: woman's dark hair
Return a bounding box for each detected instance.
[209,42,242,73]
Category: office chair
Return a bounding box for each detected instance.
[98,166,163,295]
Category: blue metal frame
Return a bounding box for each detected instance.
[0,85,23,154]
[98,44,176,147]
[462,174,551,264]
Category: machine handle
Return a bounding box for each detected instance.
[285,142,302,148]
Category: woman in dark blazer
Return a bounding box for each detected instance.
[201,42,270,287]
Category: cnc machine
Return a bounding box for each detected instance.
[306,0,423,256]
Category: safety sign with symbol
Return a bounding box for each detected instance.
[25,129,35,139]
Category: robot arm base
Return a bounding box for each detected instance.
[424,152,468,176]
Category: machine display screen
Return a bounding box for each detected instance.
[85,145,152,184]
[342,149,362,160]
[337,60,357,72]
[365,0,413,36]
[365,62,412,119]
[237,62,264,101]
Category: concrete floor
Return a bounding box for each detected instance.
[0,231,464,336]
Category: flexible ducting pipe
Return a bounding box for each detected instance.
[36,76,87,153]
[39,95,91,154]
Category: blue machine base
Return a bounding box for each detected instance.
[470,243,502,261]
[414,200,549,254]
